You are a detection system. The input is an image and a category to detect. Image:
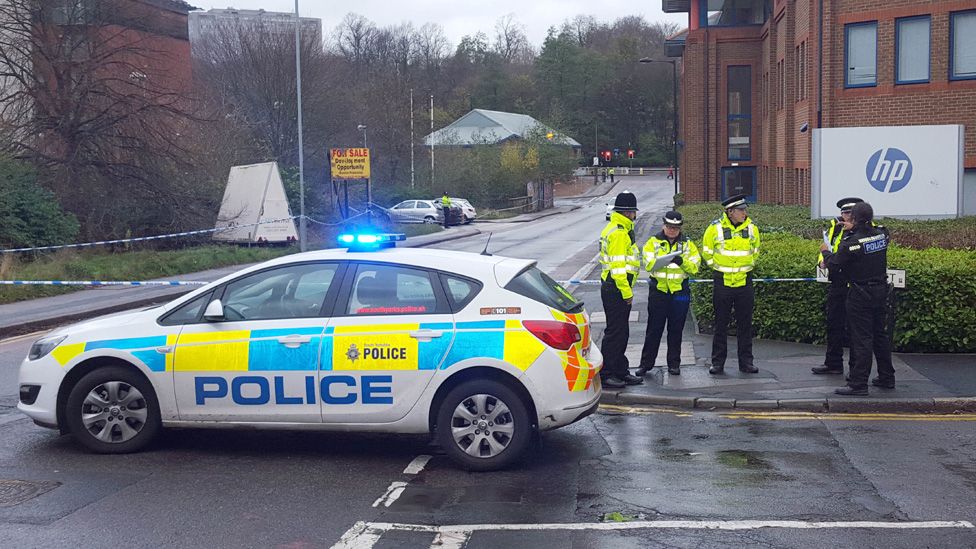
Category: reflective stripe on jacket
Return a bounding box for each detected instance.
[701,213,761,288]
[643,233,701,293]
[817,218,845,265]
[599,212,640,299]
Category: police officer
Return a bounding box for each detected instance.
[599,191,643,388]
[441,192,452,228]
[812,197,863,376]
[821,202,895,396]
[636,211,701,376]
[702,194,761,375]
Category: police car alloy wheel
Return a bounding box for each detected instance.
[64,366,161,453]
[436,379,531,471]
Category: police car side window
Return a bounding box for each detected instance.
[222,263,338,321]
[347,264,438,315]
[440,274,482,312]
[159,292,211,326]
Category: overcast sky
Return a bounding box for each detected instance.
[190,1,687,48]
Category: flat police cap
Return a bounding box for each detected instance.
[836,197,864,212]
[722,194,748,210]
[613,191,638,211]
[663,211,683,225]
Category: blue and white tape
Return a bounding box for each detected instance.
[560,278,819,285]
[0,216,302,254]
[0,280,207,287]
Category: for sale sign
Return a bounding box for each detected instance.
[330,148,371,180]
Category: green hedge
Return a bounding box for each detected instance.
[678,203,976,250]
[689,233,976,353]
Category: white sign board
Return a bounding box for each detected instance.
[811,125,963,219]
[815,268,906,289]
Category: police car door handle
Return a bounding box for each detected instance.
[155,346,173,354]
[409,329,443,341]
[277,335,312,348]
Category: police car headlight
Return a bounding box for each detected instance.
[28,335,67,361]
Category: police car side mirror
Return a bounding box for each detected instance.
[203,299,225,322]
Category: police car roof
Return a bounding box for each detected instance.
[163,247,535,312]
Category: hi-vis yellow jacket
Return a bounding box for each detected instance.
[817,218,845,265]
[600,212,640,299]
[643,233,701,293]
[701,213,761,288]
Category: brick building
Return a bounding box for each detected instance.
[665,0,976,205]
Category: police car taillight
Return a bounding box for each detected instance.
[523,321,581,351]
[337,232,406,250]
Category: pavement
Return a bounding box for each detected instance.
[3,190,973,415]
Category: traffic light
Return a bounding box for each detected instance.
[602,150,611,161]
[627,149,635,159]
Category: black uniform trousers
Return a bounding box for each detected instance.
[846,283,895,389]
[711,275,755,369]
[600,280,632,379]
[824,282,853,371]
[639,287,691,369]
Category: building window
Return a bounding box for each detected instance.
[722,167,757,201]
[727,65,751,161]
[950,11,976,81]
[845,22,877,88]
[795,41,807,101]
[777,59,785,108]
[703,0,770,27]
[896,16,930,84]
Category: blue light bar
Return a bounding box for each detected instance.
[337,232,406,250]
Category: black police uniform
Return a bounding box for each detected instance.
[824,223,895,392]
[815,197,863,375]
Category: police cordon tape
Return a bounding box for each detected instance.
[561,277,819,285]
[0,277,820,287]
[0,213,381,255]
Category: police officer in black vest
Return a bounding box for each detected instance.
[820,202,895,396]
[812,197,863,376]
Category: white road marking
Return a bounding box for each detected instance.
[429,530,471,549]
[567,252,600,287]
[332,519,975,548]
[331,521,384,549]
[371,481,408,508]
[403,455,432,475]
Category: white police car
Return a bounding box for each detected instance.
[18,233,602,470]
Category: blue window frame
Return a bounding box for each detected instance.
[896,16,930,84]
[727,65,751,161]
[721,167,757,203]
[950,10,976,81]
[845,22,877,88]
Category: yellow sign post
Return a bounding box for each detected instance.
[330,148,371,180]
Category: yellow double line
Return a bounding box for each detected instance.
[599,404,976,422]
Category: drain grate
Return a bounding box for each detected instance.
[0,479,61,507]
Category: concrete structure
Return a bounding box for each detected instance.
[424,109,582,149]
[665,0,976,205]
[188,8,322,57]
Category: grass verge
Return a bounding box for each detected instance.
[0,245,294,305]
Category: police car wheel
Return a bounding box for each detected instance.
[64,366,161,454]
[436,380,531,471]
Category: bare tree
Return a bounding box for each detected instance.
[0,0,200,236]
[493,14,533,64]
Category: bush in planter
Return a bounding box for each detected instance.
[691,233,976,353]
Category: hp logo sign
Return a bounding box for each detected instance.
[866,148,912,193]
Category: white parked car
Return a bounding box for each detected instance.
[447,198,477,224]
[18,233,602,470]
[388,200,442,224]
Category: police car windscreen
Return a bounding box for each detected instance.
[505,267,583,313]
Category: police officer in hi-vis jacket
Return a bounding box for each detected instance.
[598,191,644,389]
[636,211,700,376]
[702,194,761,375]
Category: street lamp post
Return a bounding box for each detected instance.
[639,57,679,198]
[294,0,306,251]
[357,124,367,149]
